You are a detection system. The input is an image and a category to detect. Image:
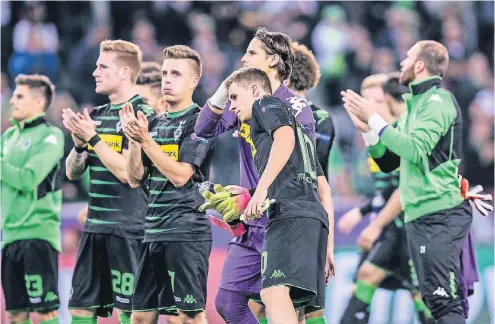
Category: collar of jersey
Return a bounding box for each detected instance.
[408,75,442,96]
[167,103,199,118]
[110,94,142,110]
[10,112,46,129]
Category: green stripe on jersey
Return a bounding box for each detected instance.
[86,218,120,224]
[148,203,175,208]
[154,138,175,143]
[150,176,168,182]
[89,206,122,212]
[155,125,178,130]
[88,153,98,158]
[90,166,109,172]
[90,179,120,185]
[145,228,178,234]
[149,190,174,195]
[88,192,121,198]
[145,215,171,221]
[96,128,117,133]
[96,116,120,120]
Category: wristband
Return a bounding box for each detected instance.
[74,145,88,153]
[368,113,388,136]
[88,134,101,147]
[361,129,379,147]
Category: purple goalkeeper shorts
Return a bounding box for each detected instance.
[219,225,265,297]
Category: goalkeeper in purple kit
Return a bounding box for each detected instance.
[195,27,335,324]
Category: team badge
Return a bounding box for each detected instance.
[174,121,186,141]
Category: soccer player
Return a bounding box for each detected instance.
[136,62,167,115]
[338,73,433,324]
[287,42,336,324]
[195,27,335,324]
[225,67,329,324]
[122,45,214,324]
[342,40,472,324]
[1,74,63,324]
[288,43,335,180]
[63,40,154,324]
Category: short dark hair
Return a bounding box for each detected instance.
[416,40,449,77]
[383,72,409,101]
[136,71,162,87]
[140,61,161,74]
[225,67,272,94]
[15,74,55,110]
[289,43,320,91]
[163,45,202,78]
[254,27,293,81]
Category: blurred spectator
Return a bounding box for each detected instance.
[9,1,60,83]
[1,73,12,132]
[131,19,163,63]
[69,23,111,105]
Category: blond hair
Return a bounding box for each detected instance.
[15,74,55,110]
[360,74,388,95]
[100,40,143,83]
[416,40,449,76]
[162,45,202,78]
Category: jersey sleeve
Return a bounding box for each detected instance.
[179,117,215,169]
[0,127,65,191]
[194,102,238,138]
[314,112,335,179]
[255,98,293,136]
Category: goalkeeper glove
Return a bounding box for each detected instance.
[459,175,493,216]
[207,81,229,110]
[199,184,252,223]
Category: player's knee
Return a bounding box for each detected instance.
[178,310,205,324]
[69,308,95,317]
[7,311,29,323]
[166,315,181,324]
[131,311,154,324]
[297,309,305,323]
[35,309,58,321]
[357,262,386,285]
[305,309,324,319]
[248,299,265,318]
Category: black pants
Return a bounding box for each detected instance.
[406,201,472,320]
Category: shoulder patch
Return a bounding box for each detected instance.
[44,134,58,145]
[190,133,209,145]
[428,94,442,103]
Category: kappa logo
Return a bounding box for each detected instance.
[270,270,285,279]
[44,291,58,302]
[355,312,366,320]
[433,287,449,298]
[44,134,57,145]
[428,94,443,103]
[420,245,426,254]
[184,294,197,304]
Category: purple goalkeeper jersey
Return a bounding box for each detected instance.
[195,84,316,227]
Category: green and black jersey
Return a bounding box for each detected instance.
[84,94,155,239]
[1,113,64,251]
[142,104,215,242]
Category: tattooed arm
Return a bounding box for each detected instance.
[65,136,89,180]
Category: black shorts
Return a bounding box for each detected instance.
[133,240,212,314]
[68,232,141,316]
[1,239,59,313]
[262,217,328,312]
[354,222,419,291]
[406,201,472,319]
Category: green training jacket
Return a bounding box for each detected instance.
[368,76,464,223]
[1,113,64,251]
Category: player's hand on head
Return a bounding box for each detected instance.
[357,223,381,251]
[338,208,363,234]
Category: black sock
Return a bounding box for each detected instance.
[436,311,466,324]
[339,295,370,324]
